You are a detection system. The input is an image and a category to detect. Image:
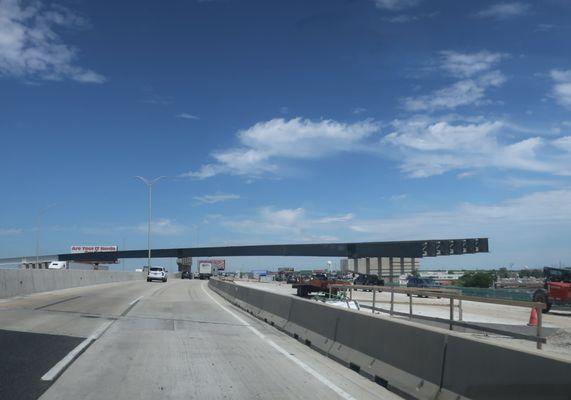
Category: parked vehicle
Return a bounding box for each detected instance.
[286,274,298,284]
[533,267,571,313]
[181,270,192,279]
[292,273,351,297]
[353,274,384,289]
[147,266,168,282]
[406,277,439,297]
[48,261,68,269]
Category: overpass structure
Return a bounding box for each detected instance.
[56,237,489,263]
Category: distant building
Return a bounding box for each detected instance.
[340,257,419,283]
[419,270,464,285]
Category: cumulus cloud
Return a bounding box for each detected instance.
[475,2,531,20]
[384,115,571,177]
[0,0,105,83]
[194,193,240,204]
[181,117,380,179]
[549,69,571,110]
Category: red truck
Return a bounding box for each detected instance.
[532,267,571,313]
[292,273,351,297]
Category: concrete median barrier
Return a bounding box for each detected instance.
[0,269,144,299]
[208,279,571,400]
[440,335,571,400]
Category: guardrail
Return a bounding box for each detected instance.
[329,284,547,349]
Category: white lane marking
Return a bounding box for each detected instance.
[129,296,143,306]
[202,282,356,400]
[41,319,114,381]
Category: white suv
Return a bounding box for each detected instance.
[147,266,168,282]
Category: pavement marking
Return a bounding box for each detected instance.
[40,293,143,382]
[120,296,143,317]
[40,319,114,381]
[34,296,82,310]
[202,282,357,400]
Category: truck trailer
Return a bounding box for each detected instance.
[198,261,216,280]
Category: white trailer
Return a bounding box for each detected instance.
[198,262,216,280]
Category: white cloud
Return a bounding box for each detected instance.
[402,73,505,112]
[403,51,506,111]
[181,117,380,179]
[384,115,571,177]
[177,113,199,120]
[439,51,506,78]
[0,0,105,83]
[373,0,420,11]
[549,69,571,110]
[350,189,571,239]
[194,193,240,204]
[315,213,354,224]
[136,218,186,236]
[0,228,22,235]
[220,207,353,242]
[383,14,417,23]
[476,2,531,20]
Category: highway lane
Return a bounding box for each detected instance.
[0,278,400,400]
[0,280,158,400]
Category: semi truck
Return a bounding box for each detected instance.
[198,261,216,280]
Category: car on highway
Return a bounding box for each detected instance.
[181,270,192,279]
[147,266,168,282]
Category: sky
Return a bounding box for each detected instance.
[1,0,570,271]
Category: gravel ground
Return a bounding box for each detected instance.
[235,280,571,360]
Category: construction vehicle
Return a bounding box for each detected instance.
[532,267,571,313]
[292,273,351,297]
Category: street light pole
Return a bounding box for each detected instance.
[36,204,56,269]
[136,176,165,271]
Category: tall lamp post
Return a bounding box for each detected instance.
[136,176,165,271]
[36,204,56,268]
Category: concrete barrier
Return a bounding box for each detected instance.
[208,279,571,400]
[0,269,144,299]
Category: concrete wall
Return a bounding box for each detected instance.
[0,269,144,299]
[209,279,571,400]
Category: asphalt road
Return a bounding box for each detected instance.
[0,279,400,400]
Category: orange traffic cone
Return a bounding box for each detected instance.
[527,308,538,327]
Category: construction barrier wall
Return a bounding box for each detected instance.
[209,278,571,400]
[0,269,144,299]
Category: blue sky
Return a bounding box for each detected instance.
[1,0,571,270]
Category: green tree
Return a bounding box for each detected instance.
[458,271,494,288]
[497,267,509,279]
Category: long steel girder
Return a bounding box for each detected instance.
[57,238,488,262]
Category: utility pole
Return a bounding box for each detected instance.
[136,176,165,271]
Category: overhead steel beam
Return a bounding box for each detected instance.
[56,238,488,262]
